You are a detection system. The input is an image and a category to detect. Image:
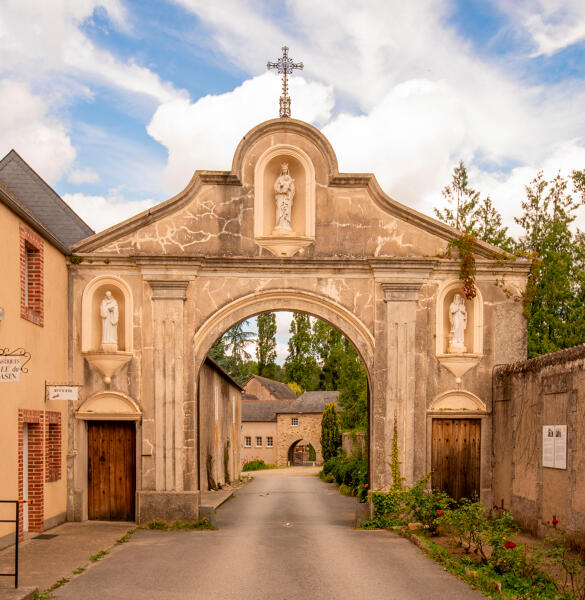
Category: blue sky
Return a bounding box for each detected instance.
[2,0,585,235]
[2,0,585,359]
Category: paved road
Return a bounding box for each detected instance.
[55,468,485,600]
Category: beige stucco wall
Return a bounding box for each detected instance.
[66,118,531,522]
[0,202,69,546]
[241,421,278,465]
[198,362,241,490]
[493,349,585,536]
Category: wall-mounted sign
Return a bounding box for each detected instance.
[47,385,79,401]
[543,425,567,469]
[0,356,21,382]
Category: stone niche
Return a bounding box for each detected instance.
[435,280,483,383]
[254,144,315,257]
[81,275,133,384]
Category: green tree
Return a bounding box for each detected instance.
[515,171,585,356]
[256,312,277,379]
[211,320,255,385]
[284,312,319,391]
[312,320,344,390]
[336,338,368,430]
[320,402,342,462]
[435,160,512,249]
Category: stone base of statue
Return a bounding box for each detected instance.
[271,226,295,236]
[448,343,467,354]
[101,342,118,353]
[83,350,133,385]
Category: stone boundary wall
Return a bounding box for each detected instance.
[493,345,585,536]
[341,432,366,459]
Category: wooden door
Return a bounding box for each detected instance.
[432,419,481,502]
[88,421,136,521]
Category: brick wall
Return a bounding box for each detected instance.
[19,224,44,326]
[17,409,61,539]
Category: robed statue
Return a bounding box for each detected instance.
[274,163,295,231]
[449,293,467,352]
[100,291,119,347]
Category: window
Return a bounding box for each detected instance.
[256,436,262,447]
[19,225,44,326]
[291,417,299,426]
[245,436,251,447]
[267,436,273,447]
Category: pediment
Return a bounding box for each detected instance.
[72,119,506,260]
[76,391,141,420]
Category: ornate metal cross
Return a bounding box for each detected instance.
[267,46,304,118]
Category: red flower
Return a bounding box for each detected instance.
[552,519,559,525]
[505,541,516,549]
[364,484,368,488]
[438,510,443,515]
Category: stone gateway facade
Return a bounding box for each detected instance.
[67,118,530,523]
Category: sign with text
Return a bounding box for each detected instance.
[47,385,79,401]
[543,425,567,469]
[0,356,21,382]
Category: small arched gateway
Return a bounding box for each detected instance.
[68,118,530,523]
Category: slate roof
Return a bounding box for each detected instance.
[247,375,298,400]
[0,150,94,249]
[242,391,340,422]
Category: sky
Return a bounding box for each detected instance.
[2,0,585,361]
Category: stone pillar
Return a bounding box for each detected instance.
[382,281,423,487]
[136,279,199,524]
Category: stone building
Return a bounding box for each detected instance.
[242,391,339,466]
[493,345,585,536]
[0,150,93,547]
[198,357,242,492]
[65,116,530,523]
[243,374,297,402]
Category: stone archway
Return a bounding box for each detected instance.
[69,117,530,523]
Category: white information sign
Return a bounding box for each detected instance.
[554,425,567,470]
[543,425,567,469]
[47,385,79,401]
[543,426,555,468]
[0,356,21,382]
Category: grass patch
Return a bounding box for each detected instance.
[116,527,137,544]
[242,459,277,472]
[72,567,85,575]
[89,550,108,562]
[34,577,70,599]
[142,518,217,531]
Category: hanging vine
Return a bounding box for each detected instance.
[449,233,477,300]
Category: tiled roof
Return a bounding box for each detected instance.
[247,375,298,400]
[242,391,339,422]
[0,150,94,249]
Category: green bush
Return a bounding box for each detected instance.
[405,477,451,536]
[242,459,276,471]
[322,453,368,497]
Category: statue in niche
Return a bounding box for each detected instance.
[448,293,467,353]
[274,162,295,231]
[100,290,119,348]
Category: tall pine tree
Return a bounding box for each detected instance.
[284,312,318,392]
[256,312,277,379]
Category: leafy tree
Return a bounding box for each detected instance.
[336,338,368,430]
[209,320,255,385]
[312,320,344,390]
[320,402,342,462]
[256,312,277,379]
[515,171,585,356]
[284,312,319,391]
[435,160,512,249]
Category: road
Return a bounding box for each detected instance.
[55,467,485,600]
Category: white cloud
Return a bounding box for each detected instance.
[496,0,585,56]
[68,168,100,184]
[62,192,157,233]
[0,80,76,184]
[147,73,333,191]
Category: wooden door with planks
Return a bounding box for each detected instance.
[88,421,136,521]
[431,418,481,502]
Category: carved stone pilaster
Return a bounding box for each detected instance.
[382,280,424,487]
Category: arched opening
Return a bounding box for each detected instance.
[195,297,372,494]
